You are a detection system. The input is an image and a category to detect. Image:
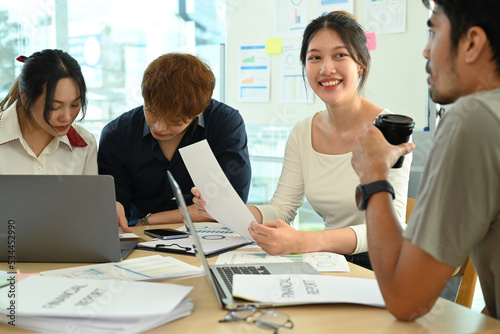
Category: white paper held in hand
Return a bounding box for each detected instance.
[179,140,254,240]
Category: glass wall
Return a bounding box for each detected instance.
[0,0,226,142]
[0,0,323,231]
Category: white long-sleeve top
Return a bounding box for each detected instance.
[256,111,411,254]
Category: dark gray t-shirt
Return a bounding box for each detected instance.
[403,88,500,319]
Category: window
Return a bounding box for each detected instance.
[0,0,226,142]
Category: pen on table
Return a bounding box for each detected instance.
[154,243,191,251]
[171,194,194,200]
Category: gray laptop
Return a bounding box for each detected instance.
[167,171,320,310]
[0,175,137,263]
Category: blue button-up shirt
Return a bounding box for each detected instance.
[97,99,251,223]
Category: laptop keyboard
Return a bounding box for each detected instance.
[119,241,138,260]
[120,248,128,256]
[216,266,271,292]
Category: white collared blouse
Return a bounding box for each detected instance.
[0,101,97,175]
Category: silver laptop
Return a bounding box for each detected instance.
[0,175,137,263]
[167,171,320,310]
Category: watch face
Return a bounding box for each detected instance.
[355,181,395,211]
[355,185,364,210]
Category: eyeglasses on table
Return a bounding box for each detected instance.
[219,306,293,334]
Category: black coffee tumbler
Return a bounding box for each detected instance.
[374,114,415,168]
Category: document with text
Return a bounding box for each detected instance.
[40,255,203,281]
[216,251,350,272]
[232,274,385,308]
[0,276,193,333]
[138,223,252,256]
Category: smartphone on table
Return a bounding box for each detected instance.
[144,228,189,240]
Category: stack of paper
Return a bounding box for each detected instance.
[41,255,204,281]
[0,276,193,333]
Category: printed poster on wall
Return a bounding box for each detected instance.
[280,42,314,104]
[365,0,407,34]
[238,45,271,103]
[318,0,354,17]
[275,0,309,38]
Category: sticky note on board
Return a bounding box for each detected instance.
[265,38,283,54]
[365,32,376,51]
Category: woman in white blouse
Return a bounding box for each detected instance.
[0,49,96,175]
[193,12,411,270]
[0,50,132,232]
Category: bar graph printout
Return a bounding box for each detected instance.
[318,0,354,16]
[216,251,350,272]
[275,0,309,37]
[238,45,270,102]
[280,42,314,104]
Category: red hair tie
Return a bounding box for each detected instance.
[16,55,28,63]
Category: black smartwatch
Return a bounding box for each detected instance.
[355,180,395,211]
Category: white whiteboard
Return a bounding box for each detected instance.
[225,0,429,129]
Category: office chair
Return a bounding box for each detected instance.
[405,198,416,223]
[405,198,478,309]
[454,258,478,308]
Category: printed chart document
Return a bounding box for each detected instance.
[41,255,203,281]
[232,274,385,308]
[118,227,140,239]
[238,45,271,102]
[216,251,350,273]
[138,223,252,257]
[179,140,255,240]
[0,276,193,333]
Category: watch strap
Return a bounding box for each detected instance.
[357,180,395,211]
[139,212,151,226]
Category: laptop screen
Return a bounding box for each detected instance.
[0,175,130,263]
[167,171,225,308]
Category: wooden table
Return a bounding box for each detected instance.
[2,224,500,333]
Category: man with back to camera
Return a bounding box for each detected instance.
[351,0,500,320]
[98,53,251,227]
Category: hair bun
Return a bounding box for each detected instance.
[330,10,357,21]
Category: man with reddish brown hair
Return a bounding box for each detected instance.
[98,53,251,227]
